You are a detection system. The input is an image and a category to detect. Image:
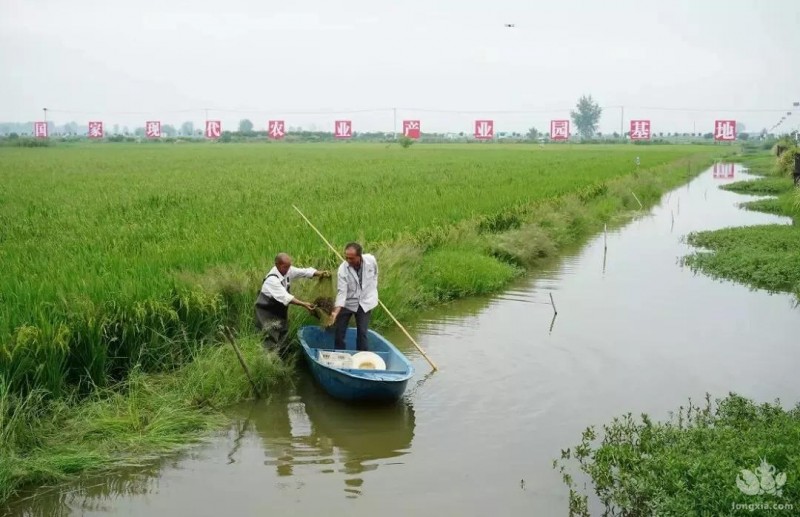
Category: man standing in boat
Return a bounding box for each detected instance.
[255,252,329,357]
[330,242,379,351]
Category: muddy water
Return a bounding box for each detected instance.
[6,164,800,516]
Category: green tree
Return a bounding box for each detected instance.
[526,127,540,140]
[162,124,177,137]
[570,95,602,139]
[398,136,414,148]
[239,119,254,134]
[181,121,194,136]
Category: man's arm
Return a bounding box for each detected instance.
[330,266,348,319]
[264,276,314,313]
[287,266,331,280]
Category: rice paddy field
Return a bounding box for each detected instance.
[0,143,728,395]
[0,142,732,504]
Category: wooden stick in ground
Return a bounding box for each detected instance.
[630,191,644,210]
[292,204,439,372]
[222,327,261,399]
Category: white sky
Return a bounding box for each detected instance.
[1,0,799,134]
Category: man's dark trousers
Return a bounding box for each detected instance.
[334,307,371,351]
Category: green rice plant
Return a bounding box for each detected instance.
[418,248,521,302]
[175,333,293,409]
[0,143,727,397]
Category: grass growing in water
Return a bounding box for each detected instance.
[684,150,800,301]
[554,393,800,516]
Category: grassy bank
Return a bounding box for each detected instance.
[0,335,292,505]
[555,149,800,516]
[684,150,800,301]
[554,393,800,516]
[0,143,727,504]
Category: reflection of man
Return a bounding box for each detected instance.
[254,253,329,358]
[329,242,379,351]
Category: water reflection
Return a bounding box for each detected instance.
[712,162,736,179]
[232,371,415,498]
[6,462,163,517]
[4,370,416,516]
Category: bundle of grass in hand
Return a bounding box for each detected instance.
[309,277,336,327]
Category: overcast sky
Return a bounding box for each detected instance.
[2,0,799,134]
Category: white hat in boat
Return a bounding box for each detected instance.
[351,351,386,370]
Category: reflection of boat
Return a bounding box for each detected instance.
[299,326,415,402]
[296,373,415,464]
[247,371,416,498]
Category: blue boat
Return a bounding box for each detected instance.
[298,325,415,403]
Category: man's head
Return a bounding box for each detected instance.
[274,252,292,275]
[344,242,363,268]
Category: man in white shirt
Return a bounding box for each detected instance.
[254,252,329,357]
[329,242,379,351]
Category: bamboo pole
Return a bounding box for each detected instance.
[292,204,438,371]
[221,327,261,399]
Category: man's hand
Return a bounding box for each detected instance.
[304,302,316,314]
[315,270,331,278]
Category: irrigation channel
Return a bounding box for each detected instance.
[6,163,800,516]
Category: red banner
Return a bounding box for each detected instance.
[403,120,421,139]
[714,120,736,141]
[629,120,651,140]
[334,120,352,139]
[88,121,104,139]
[268,120,285,140]
[205,120,221,139]
[474,120,494,140]
[145,121,161,138]
[34,122,48,138]
[550,120,569,140]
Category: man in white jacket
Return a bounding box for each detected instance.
[330,242,378,351]
[254,252,329,357]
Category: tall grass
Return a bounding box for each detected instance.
[0,143,727,398]
[0,335,292,504]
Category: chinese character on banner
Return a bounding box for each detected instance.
[268,120,285,140]
[474,120,494,140]
[88,121,104,139]
[629,120,651,140]
[205,120,221,139]
[713,163,735,179]
[34,122,48,138]
[714,120,736,141]
[403,120,421,139]
[334,120,352,139]
[145,121,161,138]
[550,120,569,140]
